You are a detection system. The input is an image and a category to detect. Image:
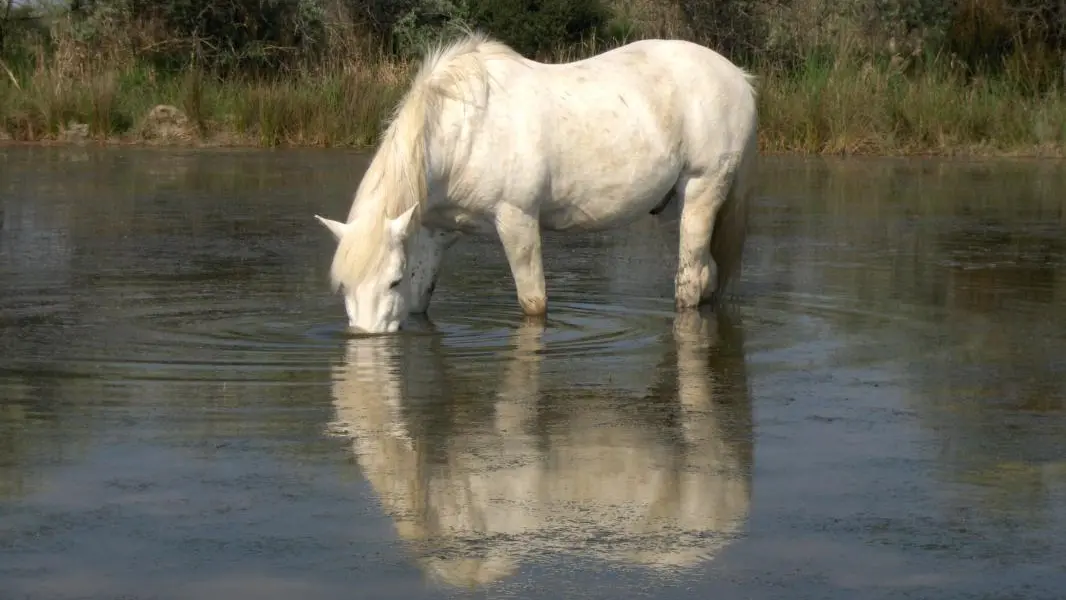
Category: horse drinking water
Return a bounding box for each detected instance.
[315,31,758,333]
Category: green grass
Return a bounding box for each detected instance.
[2,41,1064,157]
[757,54,1066,157]
[0,56,411,147]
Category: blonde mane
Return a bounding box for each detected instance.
[328,31,521,291]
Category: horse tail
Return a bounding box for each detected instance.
[710,117,758,302]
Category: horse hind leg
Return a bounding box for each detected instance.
[707,149,753,306]
[673,158,743,309]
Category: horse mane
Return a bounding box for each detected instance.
[329,31,521,292]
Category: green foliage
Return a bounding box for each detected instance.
[0,2,51,68]
[7,0,1063,82]
[388,0,472,58]
[465,0,610,57]
[1,0,1065,155]
[676,0,771,60]
[943,0,1066,91]
[68,0,331,74]
[383,0,610,58]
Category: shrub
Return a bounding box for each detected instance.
[381,0,610,59]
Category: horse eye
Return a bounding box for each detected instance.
[389,278,402,289]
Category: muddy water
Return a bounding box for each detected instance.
[1,147,1065,600]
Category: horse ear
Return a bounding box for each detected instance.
[315,215,349,241]
[388,205,417,239]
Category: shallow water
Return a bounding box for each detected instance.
[2,146,1065,599]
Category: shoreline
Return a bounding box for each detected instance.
[2,135,1062,160]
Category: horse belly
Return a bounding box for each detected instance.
[539,161,679,232]
[536,86,683,231]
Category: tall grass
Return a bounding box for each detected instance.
[1,16,1064,156]
[2,62,413,147]
[0,14,415,147]
[757,51,1066,156]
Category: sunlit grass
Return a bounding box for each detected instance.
[756,53,1066,157]
[2,31,1064,156]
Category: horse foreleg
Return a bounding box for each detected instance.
[495,204,547,317]
[674,170,733,309]
[408,228,461,314]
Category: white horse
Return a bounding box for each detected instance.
[315,31,759,333]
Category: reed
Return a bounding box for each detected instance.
[1,11,1063,156]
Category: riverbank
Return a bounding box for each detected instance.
[3,56,1064,158]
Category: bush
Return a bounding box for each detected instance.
[378,0,610,59]
[466,0,610,58]
[67,0,330,74]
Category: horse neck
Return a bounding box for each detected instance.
[347,157,398,223]
[347,105,430,227]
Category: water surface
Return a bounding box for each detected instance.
[2,147,1065,599]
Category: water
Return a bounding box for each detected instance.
[2,146,1065,600]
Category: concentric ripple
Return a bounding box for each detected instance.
[0,275,348,383]
[1,264,691,384]
[424,286,676,363]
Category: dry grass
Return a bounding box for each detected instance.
[757,53,1066,157]
[1,14,1064,156]
[1,57,413,147]
[0,14,414,147]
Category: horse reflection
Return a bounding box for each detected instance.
[327,311,752,588]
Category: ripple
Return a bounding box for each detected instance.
[427,287,674,362]
[3,260,726,384]
[0,295,73,327]
[740,286,950,375]
[0,275,348,382]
